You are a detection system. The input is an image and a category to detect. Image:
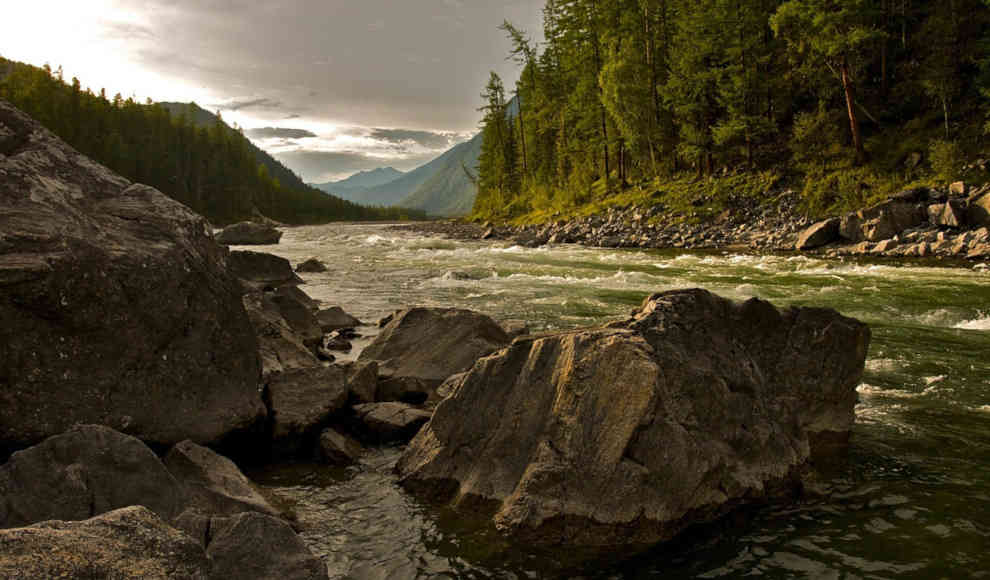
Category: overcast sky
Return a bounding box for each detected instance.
[1,0,543,182]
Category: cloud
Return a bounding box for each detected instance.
[100,21,157,41]
[369,128,454,149]
[213,97,283,112]
[245,127,317,139]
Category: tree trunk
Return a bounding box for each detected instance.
[517,97,528,177]
[590,0,609,186]
[840,58,864,163]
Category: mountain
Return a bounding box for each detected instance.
[158,102,315,195]
[314,167,405,199]
[327,133,481,216]
[398,133,482,216]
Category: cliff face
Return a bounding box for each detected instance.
[0,99,264,454]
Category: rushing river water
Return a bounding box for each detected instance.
[245,223,990,579]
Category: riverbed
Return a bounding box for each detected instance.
[246,223,990,579]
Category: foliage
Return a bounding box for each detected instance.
[0,58,421,225]
[929,140,965,184]
[473,0,990,223]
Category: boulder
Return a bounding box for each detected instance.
[968,192,990,228]
[501,319,531,339]
[216,221,283,246]
[318,429,364,465]
[0,425,182,528]
[228,251,303,291]
[342,360,379,404]
[927,203,945,224]
[276,284,320,312]
[164,440,280,518]
[266,366,352,452]
[295,257,327,273]
[397,289,869,546]
[316,306,363,333]
[839,201,925,242]
[244,292,319,377]
[353,403,432,443]
[872,239,899,254]
[206,511,327,580]
[322,331,353,352]
[0,101,264,452]
[935,199,967,228]
[0,506,211,579]
[271,292,324,350]
[794,218,840,250]
[358,307,510,401]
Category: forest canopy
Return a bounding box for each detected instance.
[0,57,422,225]
[474,0,990,220]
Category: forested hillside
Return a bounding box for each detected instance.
[399,133,483,216]
[0,58,420,225]
[474,0,990,221]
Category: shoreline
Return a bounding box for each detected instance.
[395,187,990,267]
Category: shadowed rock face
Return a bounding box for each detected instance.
[0,100,264,453]
[0,425,184,529]
[397,289,870,547]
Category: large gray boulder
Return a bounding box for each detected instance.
[0,506,211,580]
[164,440,280,518]
[0,101,264,452]
[358,307,510,402]
[0,425,183,529]
[397,289,869,546]
[216,221,283,246]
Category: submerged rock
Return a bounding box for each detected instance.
[216,221,283,245]
[0,101,264,452]
[0,506,211,580]
[295,257,328,273]
[397,289,869,546]
[316,306,364,333]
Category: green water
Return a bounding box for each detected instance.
[247,223,990,579]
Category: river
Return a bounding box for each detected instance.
[245,223,990,579]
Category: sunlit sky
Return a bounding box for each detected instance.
[1,0,543,182]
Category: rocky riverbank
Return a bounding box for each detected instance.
[398,183,990,262]
[0,97,873,575]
